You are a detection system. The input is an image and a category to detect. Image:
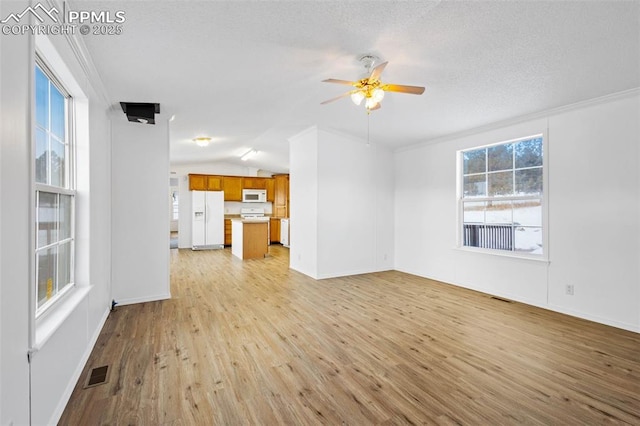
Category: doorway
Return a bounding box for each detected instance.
[170,177,179,249]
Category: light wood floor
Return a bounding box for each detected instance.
[59,245,640,425]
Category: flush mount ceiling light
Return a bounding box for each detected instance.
[193,137,212,147]
[321,55,425,113]
[240,149,258,161]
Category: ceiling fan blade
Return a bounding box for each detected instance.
[322,78,358,86]
[320,91,353,105]
[369,61,388,81]
[382,83,425,95]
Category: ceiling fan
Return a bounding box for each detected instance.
[321,55,425,112]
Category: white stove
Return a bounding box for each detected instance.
[240,207,269,221]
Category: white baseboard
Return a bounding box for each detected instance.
[115,293,171,306]
[48,305,111,426]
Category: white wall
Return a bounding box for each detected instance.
[112,119,171,305]
[289,126,395,279]
[395,91,640,332]
[170,161,267,177]
[0,4,114,423]
[0,2,31,423]
[289,127,319,277]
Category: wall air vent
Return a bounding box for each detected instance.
[120,102,160,124]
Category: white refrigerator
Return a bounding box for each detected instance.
[192,191,224,250]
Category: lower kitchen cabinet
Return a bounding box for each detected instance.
[270,218,280,243]
[224,219,232,245]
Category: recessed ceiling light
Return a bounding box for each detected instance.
[193,137,212,147]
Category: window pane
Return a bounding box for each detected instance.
[50,87,66,139]
[463,201,485,223]
[488,143,513,172]
[60,194,72,239]
[37,246,58,308]
[463,174,486,197]
[463,148,486,174]
[515,168,542,195]
[515,137,543,168]
[58,242,72,291]
[37,192,58,248]
[51,139,65,187]
[35,66,49,128]
[486,201,512,224]
[514,226,543,254]
[513,200,542,227]
[36,128,48,184]
[488,171,513,196]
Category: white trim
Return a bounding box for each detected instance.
[456,132,548,260]
[115,293,172,307]
[395,268,638,333]
[453,246,550,264]
[397,87,640,153]
[31,285,91,352]
[46,305,111,426]
[30,32,86,351]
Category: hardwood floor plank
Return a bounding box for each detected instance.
[59,246,640,425]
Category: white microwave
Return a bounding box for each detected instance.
[242,189,267,203]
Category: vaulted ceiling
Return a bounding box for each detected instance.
[78,1,640,174]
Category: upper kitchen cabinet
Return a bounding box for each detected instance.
[207,175,224,191]
[274,174,289,218]
[243,177,266,189]
[189,174,207,191]
[265,178,275,202]
[223,176,243,201]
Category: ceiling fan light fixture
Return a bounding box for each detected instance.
[350,91,365,105]
[365,97,379,110]
[193,137,212,147]
[372,88,385,103]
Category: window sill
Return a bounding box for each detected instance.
[454,246,550,264]
[32,285,92,353]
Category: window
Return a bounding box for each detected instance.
[35,59,75,314]
[459,135,544,256]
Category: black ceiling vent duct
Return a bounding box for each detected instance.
[120,102,160,124]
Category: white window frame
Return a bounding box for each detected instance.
[33,56,76,317]
[456,133,548,260]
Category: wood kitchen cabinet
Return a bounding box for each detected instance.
[243,177,267,189]
[265,178,275,202]
[188,174,207,190]
[207,175,224,191]
[270,218,280,243]
[190,174,279,204]
[224,219,232,245]
[223,176,243,201]
[274,174,289,218]
[189,174,224,191]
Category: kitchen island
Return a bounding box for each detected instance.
[230,218,270,260]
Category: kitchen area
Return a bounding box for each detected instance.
[184,173,290,260]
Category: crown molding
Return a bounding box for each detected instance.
[398,87,640,153]
[45,0,112,107]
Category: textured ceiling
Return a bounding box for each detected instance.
[77,1,640,174]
